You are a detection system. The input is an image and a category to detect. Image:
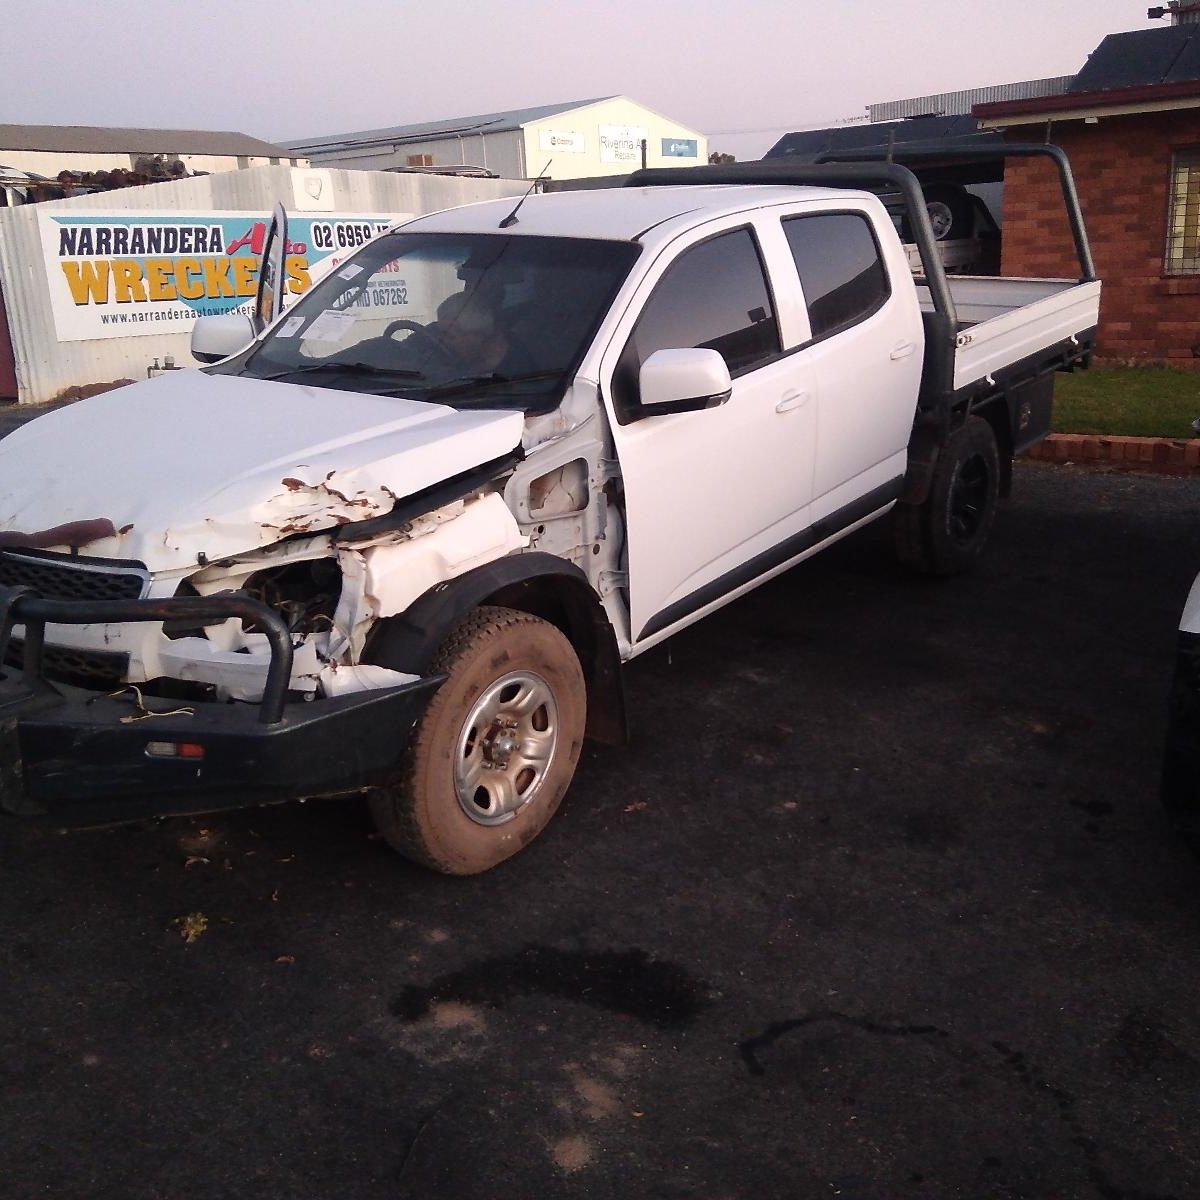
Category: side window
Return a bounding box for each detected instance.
[613,228,780,412]
[1166,149,1200,274]
[783,213,890,341]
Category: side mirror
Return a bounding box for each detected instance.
[634,348,732,419]
[191,313,255,364]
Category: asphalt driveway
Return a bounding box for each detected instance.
[2,463,1199,1199]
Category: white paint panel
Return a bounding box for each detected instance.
[1180,570,1200,634]
[949,280,1101,391]
[0,371,524,571]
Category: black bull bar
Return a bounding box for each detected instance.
[0,585,444,826]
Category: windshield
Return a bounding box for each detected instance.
[239,231,639,411]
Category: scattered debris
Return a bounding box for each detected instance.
[173,912,208,943]
[624,800,648,813]
[184,855,210,869]
[274,955,295,965]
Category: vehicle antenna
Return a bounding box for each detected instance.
[498,160,553,229]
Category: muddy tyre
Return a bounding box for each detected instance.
[368,606,586,875]
[893,415,1001,576]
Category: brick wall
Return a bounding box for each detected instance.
[1001,113,1200,366]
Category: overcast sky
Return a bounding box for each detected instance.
[2,1,1162,160]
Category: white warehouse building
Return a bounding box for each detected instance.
[283,96,708,181]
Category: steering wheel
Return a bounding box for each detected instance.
[383,319,455,359]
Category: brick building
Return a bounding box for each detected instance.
[975,15,1200,366]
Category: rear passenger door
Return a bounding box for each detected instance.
[779,208,923,523]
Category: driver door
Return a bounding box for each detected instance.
[601,221,817,645]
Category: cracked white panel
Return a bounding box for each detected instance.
[0,370,523,571]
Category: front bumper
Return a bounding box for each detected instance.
[0,585,443,827]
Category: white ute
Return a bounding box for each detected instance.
[0,148,1101,873]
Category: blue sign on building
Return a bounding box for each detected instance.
[661,139,698,158]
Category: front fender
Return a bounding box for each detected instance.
[365,552,627,745]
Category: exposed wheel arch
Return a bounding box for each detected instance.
[363,552,627,746]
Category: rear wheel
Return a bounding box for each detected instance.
[368,606,586,875]
[894,416,1001,576]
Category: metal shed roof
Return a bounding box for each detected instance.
[765,115,1003,161]
[0,123,294,158]
[1070,24,1200,92]
[284,98,617,154]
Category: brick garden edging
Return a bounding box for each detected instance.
[1024,433,1200,474]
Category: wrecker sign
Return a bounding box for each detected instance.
[37,209,408,342]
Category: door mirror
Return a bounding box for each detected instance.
[253,201,289,335]
[634,348,732,419]
[191,313,255,363]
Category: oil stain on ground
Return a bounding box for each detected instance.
[391,945,708,1030]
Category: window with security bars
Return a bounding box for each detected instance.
[1166,150,1200,274]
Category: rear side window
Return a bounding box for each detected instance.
[782,213,890,340]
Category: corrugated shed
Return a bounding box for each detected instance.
[0,166,523,406]
[868,77,1074,121]
[284,98,615,155]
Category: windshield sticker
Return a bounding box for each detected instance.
[305,309,356,342]
[276,314,306,338]
[338,264,364,280]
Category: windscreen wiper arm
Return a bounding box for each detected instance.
[258,362,424,383]
[424,370,563,400]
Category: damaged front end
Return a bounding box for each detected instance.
[0,466,530,827]
[0,584,445,826]
[0,374,532,826]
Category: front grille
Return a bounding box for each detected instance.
[3,637,129,690]
[0,549,147,602]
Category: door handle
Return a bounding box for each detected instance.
[775,390,810,413]
[890,340,917,360]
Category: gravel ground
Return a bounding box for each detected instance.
[2,462,1200,1199]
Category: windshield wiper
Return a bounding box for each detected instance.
[424,370,563,400]
[257,362,424,383]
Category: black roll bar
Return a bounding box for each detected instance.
[0,589,295,725]
[626,158,958,324]
[813,143,1096,283]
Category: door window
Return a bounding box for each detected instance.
[782,213,889,341]
[614,228,780,414]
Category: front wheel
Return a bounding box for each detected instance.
[894,415,1001,576]
[368,606,586,875]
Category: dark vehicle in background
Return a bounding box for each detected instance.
[765,115,1005,273]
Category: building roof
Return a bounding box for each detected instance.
[0,123,295,158]
[284,98,618,154]
[975,25,1200,122]
[1070,24,1200,91]
[868,78,1074,122]
[765,115,1003,162]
